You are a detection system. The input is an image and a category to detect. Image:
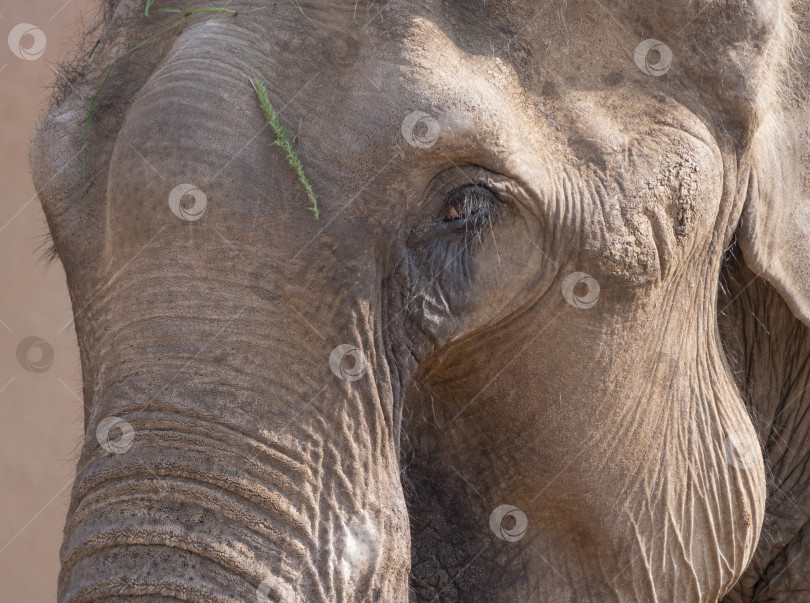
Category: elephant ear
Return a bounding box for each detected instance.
[736,6,810,327]
[719,8,810,599]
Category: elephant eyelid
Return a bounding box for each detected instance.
[439,184,495,221]
[406,166,511,246]
[435,183,500,234]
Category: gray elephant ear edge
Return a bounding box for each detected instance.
[736,4,810,329]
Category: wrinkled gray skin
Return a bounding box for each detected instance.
[29,0,810,600]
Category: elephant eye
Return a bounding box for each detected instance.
[439,184,497,226]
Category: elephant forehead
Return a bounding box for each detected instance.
[260,4,732,280]
[369,14,725,234]
[388,0,790,142]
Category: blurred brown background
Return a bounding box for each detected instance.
[1,0,95,600]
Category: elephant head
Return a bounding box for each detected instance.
[29,0,810,600]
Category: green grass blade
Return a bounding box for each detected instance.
[250,77,320,220]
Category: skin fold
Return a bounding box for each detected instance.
[28,0,810,600]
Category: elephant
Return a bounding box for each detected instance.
[28,0,810,600]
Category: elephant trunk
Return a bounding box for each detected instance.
[57,257,410,602]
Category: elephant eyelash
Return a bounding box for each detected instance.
[436,183,499,236]
[406,173,505,263]
[412,183,502,280]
